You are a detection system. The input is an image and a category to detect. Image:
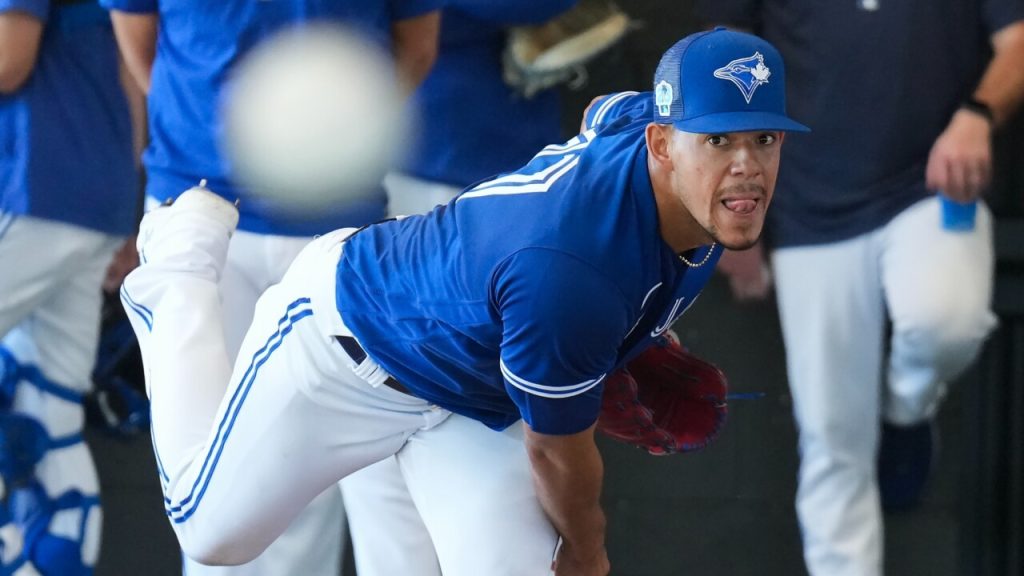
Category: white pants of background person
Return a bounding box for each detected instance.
[771,196,997,576]
[339,172,461,576]
[125,197,560,575]
[182,224,347,576]
[0,214,122,572]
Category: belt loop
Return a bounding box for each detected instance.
[334,336,411,395]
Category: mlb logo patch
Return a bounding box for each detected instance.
[713,52,771,104]
[655,80,673,117]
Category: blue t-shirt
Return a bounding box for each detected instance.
[0,0,136,235]
[698,0,1024,247]
[336,92,722,435]
[402,0,575,187]
[98,0,441,236]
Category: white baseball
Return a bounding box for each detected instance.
[222,24,409,214]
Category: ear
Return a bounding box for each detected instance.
[645,123,673,169]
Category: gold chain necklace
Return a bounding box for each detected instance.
[678,242,717,268]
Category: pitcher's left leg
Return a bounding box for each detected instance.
[342,456,440,576]
[397,414,558,576]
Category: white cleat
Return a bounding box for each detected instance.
[135,181,240,281]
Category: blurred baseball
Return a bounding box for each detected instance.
[222,24,409,214]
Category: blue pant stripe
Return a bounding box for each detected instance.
[164,298,310,516]
[151,425,171,488]
[172,309,312,523]
[162,298,312,522]
[120,285,153,332]
[167,306,312,522]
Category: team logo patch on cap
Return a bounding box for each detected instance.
[655,80,673,117]
[713,52,771,104]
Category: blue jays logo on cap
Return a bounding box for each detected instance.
[713,52,771,104]
[651,27,809,134]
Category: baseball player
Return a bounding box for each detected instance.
[120,28,806,576]
[0,0,138,573]
[100,1,441,574]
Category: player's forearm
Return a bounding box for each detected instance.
[110,10,157,94]
[0,11,44,94]
[524,423,607,565]
[391,10,439,96]
[974,20,1024,127]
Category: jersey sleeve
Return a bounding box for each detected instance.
[389,0,442,21]
[582,91,647,131]
[493,248,632,435]
[0,0,47,20]
[98,0,156,14]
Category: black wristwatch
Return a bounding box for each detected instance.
[961,97,995,126]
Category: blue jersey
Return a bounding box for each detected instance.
[0,0,136,236]
[98,0,440,237]
[402,0,574,187]
[698,0,1024,247]
[336,92,722,435]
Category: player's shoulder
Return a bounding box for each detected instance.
[582,91,652,131]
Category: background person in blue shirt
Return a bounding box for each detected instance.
[0,0,138,573]
[383,0,576,217]
[340,1,577,574]
[99,1,441,575]
[117,28,807,576]
[699,2,1024,575]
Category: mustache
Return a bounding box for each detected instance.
[718,183,767,197]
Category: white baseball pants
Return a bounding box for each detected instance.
[183,227,346,576]
[0,213,122,570]
[771,196,997,576]
[123,226,559,575]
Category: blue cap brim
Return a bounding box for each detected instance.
[674,111,810,134]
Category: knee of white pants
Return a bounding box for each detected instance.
[171,492,282,567]
[892,307,996,376]
[177,523,263,567]
[887,308,996,425]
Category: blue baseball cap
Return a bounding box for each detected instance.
[653,27,809,133]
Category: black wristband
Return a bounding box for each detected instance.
[961,97,995,126]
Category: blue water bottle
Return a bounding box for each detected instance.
[939,193,977,232]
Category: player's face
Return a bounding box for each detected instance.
[668,129,783,250]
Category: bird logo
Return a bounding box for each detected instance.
[713,52,771,104]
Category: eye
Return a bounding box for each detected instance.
[706,134,729,146]
[757,133,778,145]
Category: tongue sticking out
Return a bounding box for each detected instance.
[724,199,757,214]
